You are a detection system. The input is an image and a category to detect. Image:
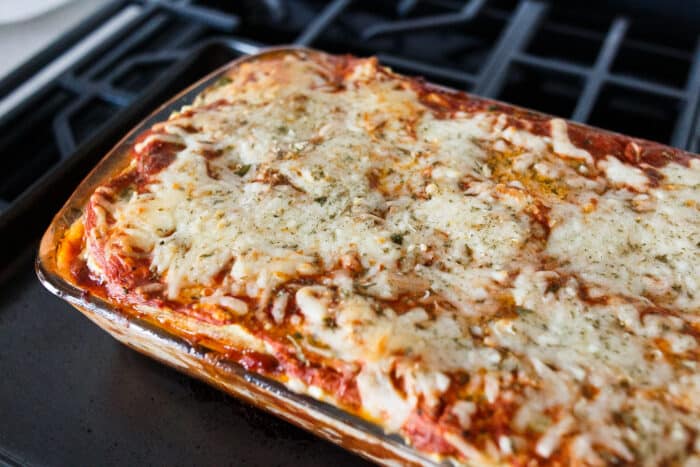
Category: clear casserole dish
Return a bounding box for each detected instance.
[37,47,700,466]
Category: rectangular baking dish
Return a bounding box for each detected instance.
[36,46,696,466]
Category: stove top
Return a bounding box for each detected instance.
[0,1,698,465]
[1,0,699,214]
[1,0,699,215]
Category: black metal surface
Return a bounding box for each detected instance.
[0,1,699,465]
[0,246,366,467]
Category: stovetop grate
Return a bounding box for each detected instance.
[0,0,699,213]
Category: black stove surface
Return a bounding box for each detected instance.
[0,1,698,466]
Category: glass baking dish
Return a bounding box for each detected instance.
[36,46,696,466]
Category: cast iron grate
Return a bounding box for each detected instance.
[0,0,699,214]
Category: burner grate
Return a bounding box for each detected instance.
[0,0,699,214]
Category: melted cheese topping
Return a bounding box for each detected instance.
[83,52,700,466]
[547,184,700,310]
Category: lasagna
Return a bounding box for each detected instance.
[55,49,700,465]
